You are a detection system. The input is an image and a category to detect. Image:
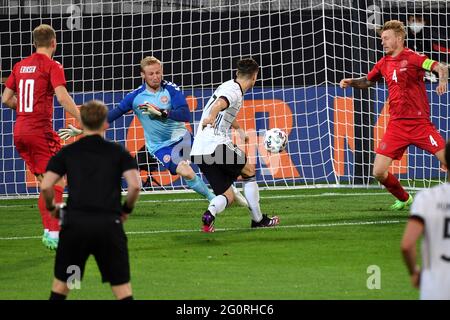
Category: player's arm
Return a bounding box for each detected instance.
[231,119,249,144]
[108,92,135,123]
[431,62,448,95]
[139,84,190,122]
[339,77,376,89]
[1,87,17,110]
[201,97,228,128]
[165,101,189,122]
[231,119,240,130]
[164,85,190,122]
[401,217,424,288]
[121,168,141,222]
[55,86,81,124]
[55,86,83,140]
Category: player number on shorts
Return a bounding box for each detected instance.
[18,79,34,113]
[392,69,398,83]
[429,135,438,147]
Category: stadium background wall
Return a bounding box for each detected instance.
[2,7,450,91]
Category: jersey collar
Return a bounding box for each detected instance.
[234,79,244,95]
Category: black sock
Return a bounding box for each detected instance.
[120,295,134,300]
[49,291,67,300]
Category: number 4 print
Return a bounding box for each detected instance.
[392,69,398,83]
[429,135,438,147]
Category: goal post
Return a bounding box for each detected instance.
[0,0,448,197]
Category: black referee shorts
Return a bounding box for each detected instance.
[54,215,130,286]
[192,143,247,195]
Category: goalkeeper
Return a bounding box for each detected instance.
[59,56,247,205]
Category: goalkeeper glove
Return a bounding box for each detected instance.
[138,103,168,119]
[58,124,83,141]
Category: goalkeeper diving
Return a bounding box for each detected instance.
[59,56,247,205]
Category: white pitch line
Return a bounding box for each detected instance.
[0,191,393,208]
[0,219,402,240]
[138,192,392,204]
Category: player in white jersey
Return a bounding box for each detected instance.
[191,58,279,232]
[401,140,450,299]
[58,56,247,206]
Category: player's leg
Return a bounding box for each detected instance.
[111,283,133,300]
[230,184,249,207]
[42,132,63,242]
[241,162,279,227]
[95,216,133,299]
[14,135,49,235]
[154,139,216,201]
[177,159,247,205]
[49,278,69,300]
[175,160,215,201]
[374,123,412,210]
[50,222,89,300]
[413,122,447,171]
[373,153,412,210]
[14,134,62,248]
[36,173,64,249]
[195,159,234,232]
[203,186,235,232]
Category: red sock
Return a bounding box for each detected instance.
[37,193,50,230]
[48,185,64,232]
[381,172,409,201]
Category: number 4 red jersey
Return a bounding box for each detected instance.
[367,48,438,120]
[5,52,66,135]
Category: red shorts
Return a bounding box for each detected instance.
[14,131,61,175]
[376,119,446,160]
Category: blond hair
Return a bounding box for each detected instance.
[140,56,161,72]
[380,20,406,39]
[33,24,56,48]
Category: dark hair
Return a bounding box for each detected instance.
[236,58,259,78]
[33,24,56,48]
[80,100,108,130]
[446,140,450,170]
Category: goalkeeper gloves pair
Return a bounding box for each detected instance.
[138,103,168,119]
[58,103,168,141]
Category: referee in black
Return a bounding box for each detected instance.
[41,100,140,300]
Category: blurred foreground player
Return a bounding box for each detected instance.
[41,100,140,300]
[401,140,450,300]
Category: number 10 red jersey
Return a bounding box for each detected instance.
[5,52,66,135]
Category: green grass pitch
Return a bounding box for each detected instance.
[0,188,419,300]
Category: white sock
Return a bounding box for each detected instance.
[208,195,228,216]
[48,231,59,239]
[242,177,263,222]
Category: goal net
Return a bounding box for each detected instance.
[0,0,449,197]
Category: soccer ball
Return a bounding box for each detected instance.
[263,128,288,153]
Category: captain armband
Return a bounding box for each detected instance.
[422,58,436,71]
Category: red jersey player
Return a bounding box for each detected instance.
[340,20,448,210]
[1,24,81,249]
